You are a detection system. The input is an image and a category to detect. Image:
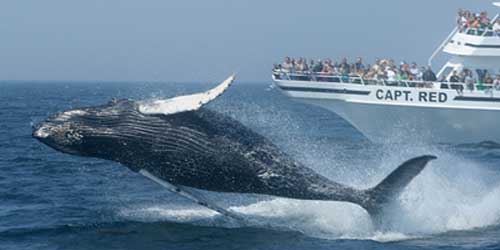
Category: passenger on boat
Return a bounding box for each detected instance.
[422,66,437,82]
[494,75,500,90]
[480,11,490,28]
[338,58,349,72]
[438,75,447,82]
[409,63,421,80]
[354,57,366,73]
[447,71,464,93]
[416,67,425,81]
[295,58,307,72]
[457,9,467,31]
[397,69,409,81]
[484,73,494,85]
[494,19,500,34]
[321,59,335,75]
[282,57,293,72]
[300,58,309,72]
[464,71,475,91]
[449,71,460,83]
[311,59,323,73]
[386,67,397,81]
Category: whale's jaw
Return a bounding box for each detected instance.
[32,112,83,155]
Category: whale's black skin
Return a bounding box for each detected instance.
[33,99,436,217]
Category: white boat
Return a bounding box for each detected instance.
[272,3,500,144]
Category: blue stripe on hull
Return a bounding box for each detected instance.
[278,86,370,95]
[454,96,500,102]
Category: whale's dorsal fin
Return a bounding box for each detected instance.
[139,74,236,115]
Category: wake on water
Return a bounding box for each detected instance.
[118,87,500,242]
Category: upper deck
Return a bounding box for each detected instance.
[443,28,500,57]
[442,9,500,56]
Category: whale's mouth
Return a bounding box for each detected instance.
[33,122,85,156]
[32,122,62,148]
[33,123,51,139]
[32,109,88,155]
[33,108,89,138]
[32,120,62,143]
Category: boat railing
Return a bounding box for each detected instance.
[274,70,366,85]
[463,27,499,37]
[273,69,500,92]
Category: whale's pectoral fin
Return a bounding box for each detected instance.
[138,74,236,115]
[139,169,246,223]
[361,155,437,218]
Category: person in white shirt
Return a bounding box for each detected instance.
[409,62,421,78]
[386,67,396,81]
[493,20,500,34]
[494,74,500,90]
[417,67,425,81]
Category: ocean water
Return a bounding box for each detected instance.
[1,81,500,250]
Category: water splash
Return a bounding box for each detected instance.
[118,205,219,223]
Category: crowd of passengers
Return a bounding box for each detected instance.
[447,68,500,91]
[273,56,500,91]
[457,9,500,34]
[274,57,439,81]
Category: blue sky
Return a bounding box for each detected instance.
[0,0,497,82]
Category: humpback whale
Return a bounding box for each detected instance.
[33,75,436,221]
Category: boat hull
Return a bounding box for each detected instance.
[299,98,500,144]
[274,79,500,144]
